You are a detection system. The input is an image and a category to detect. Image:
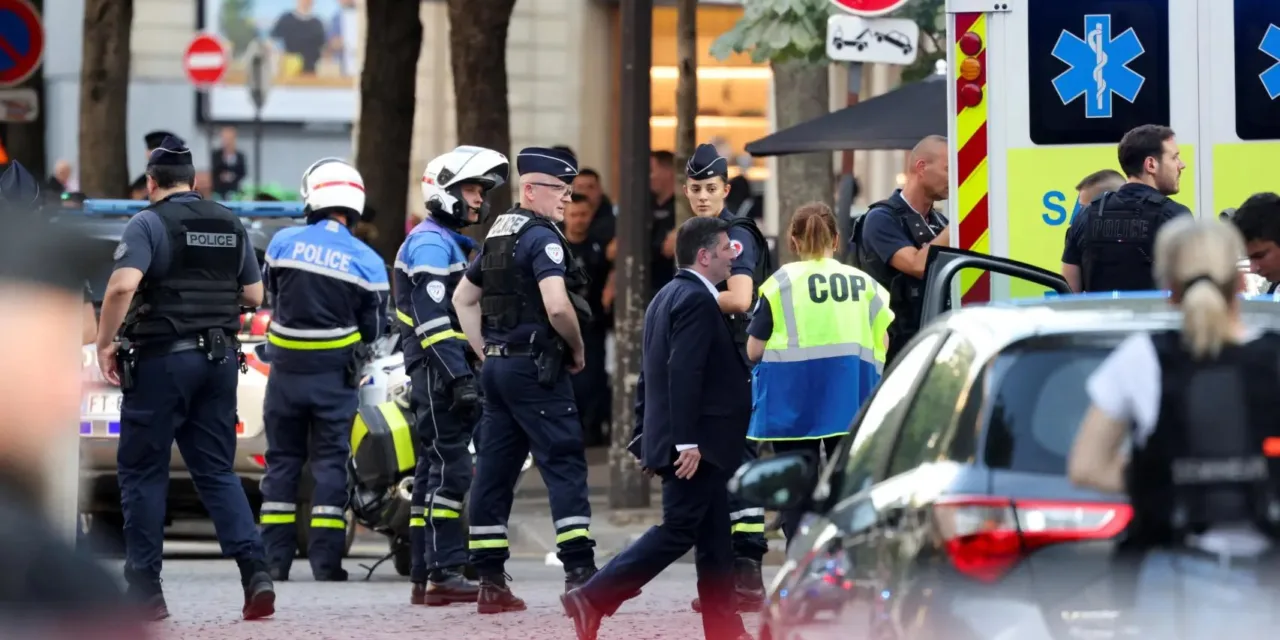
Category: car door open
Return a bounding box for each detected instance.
[920,246,1072,326]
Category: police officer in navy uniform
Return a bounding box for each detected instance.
[94,136,275,621]
[453,147,598,614]
[1061,124,1191,293]
[396,145,509,605]
[680,142,772,612]
[258,158,389,582]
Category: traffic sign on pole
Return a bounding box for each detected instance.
[184,33,228,88]
[0,0,44,89]
[830,0,912,17]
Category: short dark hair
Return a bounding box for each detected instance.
[1117,124,1176,178]
[569,192,589,204]
[1231,192,1280,244]
[675,216,729,267]
[147,164,196,190]
[577,168,600,180]
[650,150,674,167]
[1075,169,1125,191]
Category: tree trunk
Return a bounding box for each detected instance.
[673,0,697,226]
[78,0,132,199]
[771,60,832,263]
[447,0,517,242]
[3,0,45,176]
[355,0,422,265]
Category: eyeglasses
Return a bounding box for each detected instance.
[529,182,573,197]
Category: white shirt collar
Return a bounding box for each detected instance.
[682,268,720,298]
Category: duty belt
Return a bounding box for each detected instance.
[483,343,539,358]
[134,338,205,358]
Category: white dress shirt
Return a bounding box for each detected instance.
[676,268,720,452]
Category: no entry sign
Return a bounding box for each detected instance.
[830,0,912,17]
[184,33,228,88]
[0,0,44,89]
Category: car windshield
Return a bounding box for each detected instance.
[982,340,1121,475]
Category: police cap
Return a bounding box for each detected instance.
[0,161,41,209]
[516,147,578,183]
[147,136,193,169]
[144,130,175,150]
[685,143,727,181]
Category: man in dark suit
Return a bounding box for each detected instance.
[560,216,752,640]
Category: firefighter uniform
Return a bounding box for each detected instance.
[397,145,509,606]
[464,147,596,612]
[259,159,388,581]
[110,136,274,620]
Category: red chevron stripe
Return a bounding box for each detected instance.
[956,121,987,186]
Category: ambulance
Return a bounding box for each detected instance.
[939,0,1280,303]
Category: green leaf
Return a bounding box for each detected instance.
[791,22,821,52]
[771,0,791,16]
[709,30,739,60]
[764,21,792,50]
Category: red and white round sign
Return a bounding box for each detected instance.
[829,0,912,17]
[183,33,228,87]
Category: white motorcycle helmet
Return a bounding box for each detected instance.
[421,145,509,228]
[300,157,365,228]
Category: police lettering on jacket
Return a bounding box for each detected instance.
[1089,217,1151,241]
[289,240,354,272]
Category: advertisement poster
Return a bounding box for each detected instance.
[200,0,359,124]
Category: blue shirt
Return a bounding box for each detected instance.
[719,209,761,280]
[395,218,476,382]
[860,190,948,267]
[112,191,260,285]
[464,212,568,345]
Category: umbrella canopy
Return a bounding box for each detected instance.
[745,75,947,157]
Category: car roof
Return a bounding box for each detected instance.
[56,215,301,254]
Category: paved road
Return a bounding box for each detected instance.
[132,542,766,639]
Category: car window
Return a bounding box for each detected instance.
[886,334,978,477]
[834,332,942,500]
[983,343,1115,474]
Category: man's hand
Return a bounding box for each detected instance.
[98,342,120,386]
[674,447,701,479]
[568,347,586,374]
[449,376,480,421]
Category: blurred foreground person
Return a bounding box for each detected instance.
[1068,216,1280,638]
[0,199,151,638]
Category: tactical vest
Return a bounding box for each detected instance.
[1126,331,1280,546]
[856,197,946,346]
[717,213,772,349]
[121,198,246,343]
[1081,191,1164,292]
[479,208,591,342]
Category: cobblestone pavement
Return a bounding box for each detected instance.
[140,542,767,640]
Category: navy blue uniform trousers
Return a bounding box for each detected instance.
[409,365,475,581]
[260,368,355,576]
[117,350,264,582]
[726,440,767,560]
[579,463,745,640]
[468,355,595,574]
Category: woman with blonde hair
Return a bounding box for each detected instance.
[1068,216,1280,638]
[746,202,893,544]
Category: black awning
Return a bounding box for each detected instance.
[745,75,947,157]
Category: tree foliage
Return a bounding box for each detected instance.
[890,0,946,83]
[709,0,830,64]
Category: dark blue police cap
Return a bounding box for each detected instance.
[686,143,728,181]
[0,160,41,209]
[516,147,578,183]
[147,135,193,168]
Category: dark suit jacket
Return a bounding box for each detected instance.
[630,270,751,472]
[211,148,247,196]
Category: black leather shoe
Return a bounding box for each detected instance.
[476,573,526,614]
[313,567,349,582]
[560,588,603,640]
[422,568,479,606]
[242,571,276,620]
[126,580,170,621]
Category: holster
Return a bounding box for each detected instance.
[117,339,138,393]
[346,342,372,388]
[535,338,567,389]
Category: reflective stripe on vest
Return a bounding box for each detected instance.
[749,258,895,441]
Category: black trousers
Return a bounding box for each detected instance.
[771,437,843,546]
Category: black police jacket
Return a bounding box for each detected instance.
[716,212,771,350]
[1126,330,1280,547]
[855,196,947,343]
[479,207,591,345]
[122,197,247,343]
[1079,189,1169,292]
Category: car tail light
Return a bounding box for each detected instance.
[250,310,271,336]
[933,496,1132,583]
[250,454,266,468]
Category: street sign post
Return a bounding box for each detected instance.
[242,38,274,198]
[826,14,920,65]
[183,33,229,87]
[829,0,912,17]
[0,0,44,89]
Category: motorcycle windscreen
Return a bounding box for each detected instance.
[351,401,417,489]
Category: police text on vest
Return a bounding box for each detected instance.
[291,242,353,272]
[186,232,239,248]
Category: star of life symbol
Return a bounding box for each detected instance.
[1260,24,1280,100]
[1051,14,1145,118]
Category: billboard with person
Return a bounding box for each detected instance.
[198,0,359,124]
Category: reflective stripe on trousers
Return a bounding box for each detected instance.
[260,501,296,525]
[730,507,765,535]
[409,495,464,527]
[310,504,347,529]
[468,524,510,550]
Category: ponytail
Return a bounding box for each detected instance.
[1179,278,1233,358]
[1152,216,1246,360]
[788,201,838,260]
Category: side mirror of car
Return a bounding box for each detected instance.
[727,452,819,511]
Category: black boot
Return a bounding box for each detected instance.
[420,568,479,606]
[238,559,276,621]
[476,573,527,614]
[733,558,765,612]
[564,565,597,593]
[124,568,169,621]
[313,567,349,582]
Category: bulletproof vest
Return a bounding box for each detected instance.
[717,213,772,349]
[856,197,945,341]
[1081,191,1164,292]
[1126,331,1280,546]
[479,208,591,340]
[121,198,246,343]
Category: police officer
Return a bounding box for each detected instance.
[561,193,612,445]
[680,142,772,612]
[258,158,389,582]
[453,147,597,614]
[856,135,950,364]
[1061,124,1191,293]
[396,145,509,605]
[1068,217,1280,637]
[94,136,274,620]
